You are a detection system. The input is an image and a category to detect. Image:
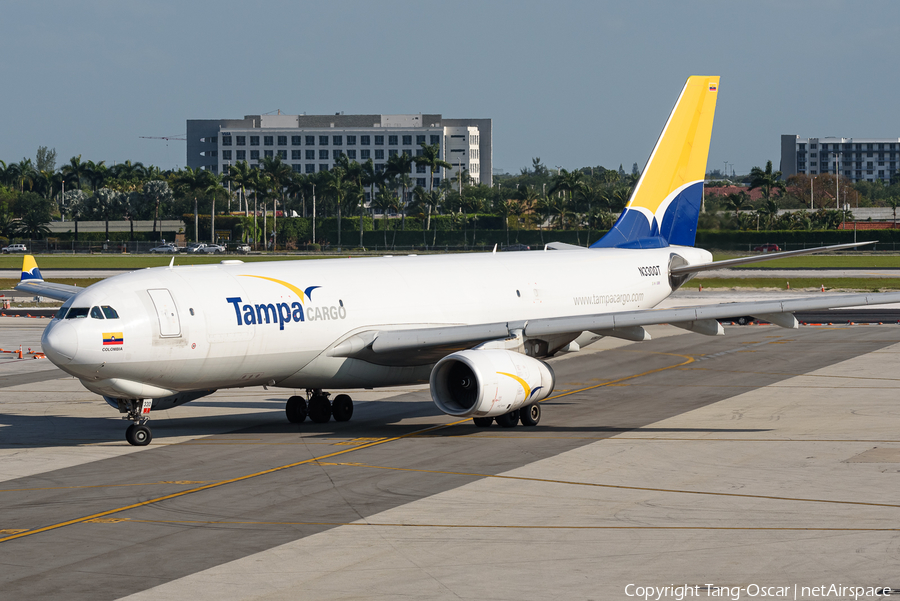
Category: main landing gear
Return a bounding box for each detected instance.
[473,404,541,429]
[121,399,153,446]
[286,390,354,424]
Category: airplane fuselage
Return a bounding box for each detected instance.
[41,246,711,400]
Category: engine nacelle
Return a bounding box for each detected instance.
[430,349,555,418]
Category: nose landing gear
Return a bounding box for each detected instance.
[284,390,354,424]
[118,399,153,446]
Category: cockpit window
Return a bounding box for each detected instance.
[101,306,119,319]
[65,307,90,319]
[90,306,105,319]
[55,298,74,320]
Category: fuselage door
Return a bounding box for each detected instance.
[147,288,181,337]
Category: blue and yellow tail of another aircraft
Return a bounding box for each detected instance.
[20,255,43,282]
[592,75,719,249]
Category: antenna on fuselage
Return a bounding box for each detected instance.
[168,257,174,269]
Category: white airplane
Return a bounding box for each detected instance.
[19,76,900,446]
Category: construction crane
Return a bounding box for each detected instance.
[139,135,186,141]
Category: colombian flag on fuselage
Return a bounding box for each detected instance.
[103,332,124,346]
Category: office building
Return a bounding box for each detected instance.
[781,134,900,183]
[187,113,492,188]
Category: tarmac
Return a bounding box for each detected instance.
[1,319,900,600]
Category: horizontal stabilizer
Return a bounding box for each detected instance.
[14,255,80,301]
[670,241,876,275]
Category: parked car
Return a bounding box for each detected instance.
[752,244,780,253]
[197,244,226,254]
[2,243,27,254]
[184,243,207,253]
[228,243,251,254]
[149,244,179,254]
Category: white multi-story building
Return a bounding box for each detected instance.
[781,134,900,183]
[187,113,491,189]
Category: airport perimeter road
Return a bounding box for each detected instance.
[1,322,900,600]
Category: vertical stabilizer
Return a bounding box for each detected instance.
[20,255,43,282]
[592,76,719,249]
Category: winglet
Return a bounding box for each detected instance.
[20,255,43,283]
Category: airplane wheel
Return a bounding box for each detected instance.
[473,417,493,428]
[308,395,332,423]
[520,404,541,426]
[126,424,152,446]
[495,410,519,428]
[332,394,353,422]
[286,396,307,423]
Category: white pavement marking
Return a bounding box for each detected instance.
[117,339,900,601]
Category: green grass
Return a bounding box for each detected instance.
[693,277,900,291]
[710,253,900,269]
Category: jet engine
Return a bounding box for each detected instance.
[430,349,555,418]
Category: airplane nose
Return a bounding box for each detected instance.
[42,322,78,363]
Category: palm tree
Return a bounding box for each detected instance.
[749,160,786,201]
[575,182,606,245]
[63,189,87,238]
[547,168,584,208]
[204,176,229,244]
[413,143,451,197]
[396,172,413,228]
[172,166,217,243]
[16,208,51,239]
[886,196,900,228]
[62,155,90,190]
[494,198,519,246]
[412,186,443,246]
[8,159,36,193]
[371,186,399,246]
[335,154,366,247]
[85,160,108,192]
[90,188,124,239]
[228,161,252,216]
[0,201,18,240]
[412,145,450,233]
[143,180,172,238]
[246,169,271,250]
[110,160,145,190]
[386,153,413,229]
[724,191,750,221]
[547,195,573,229]
[260,156,292,250]
[322,166,355,248]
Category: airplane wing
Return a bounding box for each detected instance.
[329,291,900,365]
[13,255,80,301]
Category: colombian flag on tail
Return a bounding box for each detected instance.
[592,76,720,249]
[103,333,124,346]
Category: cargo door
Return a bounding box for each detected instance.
[148,288,181,337]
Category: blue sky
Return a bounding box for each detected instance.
[2,0,898,176]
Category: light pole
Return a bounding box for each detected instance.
[835,154,840,210]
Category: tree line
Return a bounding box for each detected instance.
[5,146,898,248]
[0,147,645,248]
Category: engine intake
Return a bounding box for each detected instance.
[430,349,555,418]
